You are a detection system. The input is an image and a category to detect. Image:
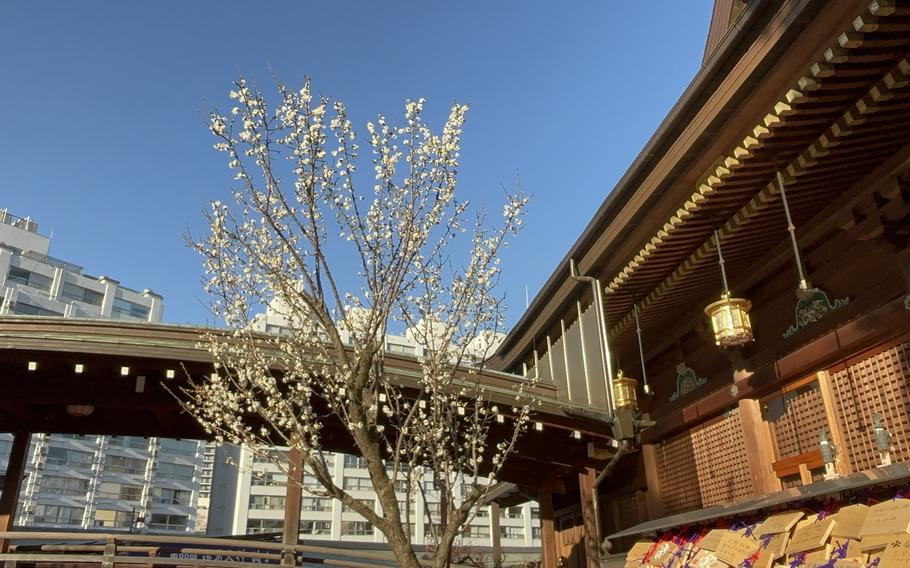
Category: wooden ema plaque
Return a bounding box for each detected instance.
[697,529,728,552]
[757,511,804,536]
[878,535,910,568]
[859,534,893,553]
[830,504,869,539]
[785,517,836,555]
[625,541,653,564]
[713,531,759,567]
[859,499,910,537]
[646,540,678,566]
[689,549,730,568]
[764,532,789,558]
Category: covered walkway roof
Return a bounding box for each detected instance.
[0,316,617,485]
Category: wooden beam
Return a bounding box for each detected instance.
[490,502,502,566]
[0,432,30,553]
[578,468,600,568]
[737,399,781,495]
[816,370,853,476]
[641,444,664,519]
[538,485,558,568]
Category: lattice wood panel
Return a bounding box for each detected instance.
[615,492,642,530]
[830,342,910,472]
[763,382,829,460]
[656,409,753,515]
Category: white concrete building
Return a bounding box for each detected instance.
[0,209,163,321]
[0,208,205,534]
[207,445,541,549]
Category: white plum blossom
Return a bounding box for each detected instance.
[184,78,533,568]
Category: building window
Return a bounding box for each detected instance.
[251,471,287,486]
[342,477,372,491]
[60,282,103,306]
[94,509,133,529]
[154,487,191,506]
[11,301,63,316]
[157,462,195,481]
[148,514,188,531]
[501,506,523,519]
[343,455,367,468]
[301,520,332,535]
[97,482,143,501]
[530,507,540,520]
[474,506,489,518]
[105,456,147,475]
[159,440,198,458]
[32,504,84,525]
[387,343,416,355]
[463,524,490,539]
[42,476,89,497]
[500,526,524,539]
[301,497,330,512]
[532,527,542,540]
[341,521,373,536]
[45,447,93,467]
[111,296,150,320]
[249,495,286,510]
[246,519,283,534]
[7,267,51,291]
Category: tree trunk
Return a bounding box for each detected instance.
[386,527,423,568]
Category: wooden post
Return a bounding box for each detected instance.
[538,485,557,568]
[738,398,781,495]
[490,502,502,567]
[641,444,664,519]
[0,432,30,554]
[816,371,853,475]
[281,447,303,566]
[578,467,600,568]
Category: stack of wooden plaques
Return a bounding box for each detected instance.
[623,497,910,567]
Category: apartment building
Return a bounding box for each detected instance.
[207,445,541,548]
[0,209,205,533]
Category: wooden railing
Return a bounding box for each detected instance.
[0,531,472,567]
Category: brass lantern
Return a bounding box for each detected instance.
[704,228,754,347]
[613,370,639,410]
[704,292,753,347]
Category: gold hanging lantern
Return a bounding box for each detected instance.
[704,228,754,348]
[705,292,753,347]
[613,370,639,410]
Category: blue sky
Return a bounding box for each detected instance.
[0,2,712,327]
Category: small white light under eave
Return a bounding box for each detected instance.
[571,430,582,440]
[120,366,130,376]
[496,414,505,424]
[27,361,38,372]
[74,364,84,374]
[534,422,544,432]
[165,369,175,379]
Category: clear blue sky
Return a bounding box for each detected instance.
[0,2,712,327]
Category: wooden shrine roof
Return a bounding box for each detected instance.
[493,0,910,372]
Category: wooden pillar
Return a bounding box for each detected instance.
[0,432,30,553]
[490,502,502,567]
[641,444,664,519]
[738,398,780,495]
[816,371,853,476]
[281,447,303,566]
[578,467,600,568]
[538,484,557,568]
